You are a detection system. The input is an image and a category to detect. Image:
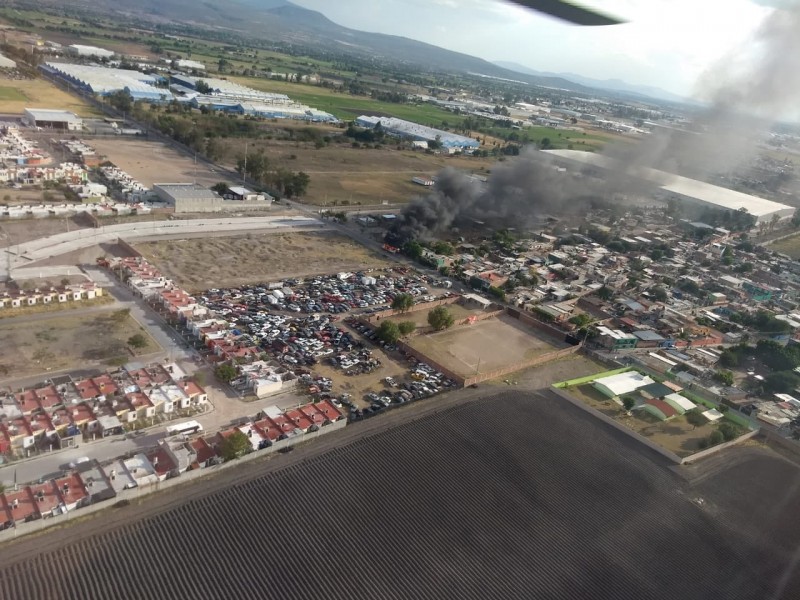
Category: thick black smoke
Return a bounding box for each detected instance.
[391,3,800,242]
[390,151,619,242]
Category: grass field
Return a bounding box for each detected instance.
[219,140,493,205]
[0,392,794,599]
[136,231,391,292]
[0,76,99,116]
[409,314,565,377]
[768,232,800,258]
[0,309,159,378]
[232,76,469,127]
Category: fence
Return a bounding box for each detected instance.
[395,338,466,387]
[462,345,581,387]
[0,419,346,543]
[362,296,462,323]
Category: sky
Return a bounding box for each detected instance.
[291,0,776,97]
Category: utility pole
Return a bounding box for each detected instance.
[242,141,247,187]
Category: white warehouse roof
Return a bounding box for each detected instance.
[23,108,82,123]
[593,371,654,397]
[544,149,794,223]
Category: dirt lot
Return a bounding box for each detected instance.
[0,75,99,117]
[409,313,566,377]
[569,383,723,457]
[219,140,493,205]
[0,187,71,206]
[0,214,89,247]
[88,138,240,188]
[0,308,160,379]
[768,232,800,259]
[136,231,391,292]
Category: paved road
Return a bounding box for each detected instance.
[1,216,322,279]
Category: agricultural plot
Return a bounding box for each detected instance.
[0,309,159,378]
[136,231,391,292]
[409,313,566,377]
[0,392,796,599]
[88,139,240,188]
[0,76,99,116]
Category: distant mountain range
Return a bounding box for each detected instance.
[26,0,683,104]
[493,60,687,104]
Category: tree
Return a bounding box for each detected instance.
[108,90,133,114]
[685,409,707,429]
[391,293,414,313]
[376,320,401,344]
[127,334,147,349]
[568,313,593,328]
[211,182,229,195]
[214,363,238,383]
[398,321,416,336]
[622,397,636,411]
[718,421,739,442]
[650,286,668,302]
[714,370,735,386]
[596,285,613,301]
[708,430,724,446]
[194,79,212,94]
[764,371,800,394]
[219,430,251,461]
[428,306,455,331]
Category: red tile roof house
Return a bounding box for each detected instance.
[54,473,90,511]
[189,437,219,469]
[283,408,313,433]
[3,486,39,524]
[145,447,177,481]
[30,480,63,519]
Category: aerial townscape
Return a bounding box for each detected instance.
[0,1,799,599]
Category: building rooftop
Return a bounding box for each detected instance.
[23,108,82,123]
[153,183,220,200]
[593,371,655,397]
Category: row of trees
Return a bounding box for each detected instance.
[374,304,456,344]
[234,151,310,198]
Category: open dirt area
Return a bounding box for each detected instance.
[386,303,480,329]
[219,140,493,206]
[0,308,160,379]
[569,383,725,457]
[0,75,99,117]
[136,231,391,292]
[409,313,566,377]
[768,232,800,259]
[0,214,90,247]
[88,138,240,188]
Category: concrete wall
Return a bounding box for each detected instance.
[362,296,462,323]
[0,419,346,542]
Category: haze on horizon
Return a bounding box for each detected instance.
[292,0,776,99]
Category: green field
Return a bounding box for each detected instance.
[232,76,467,127]
[768,232,800,259]
[0,87,27,102]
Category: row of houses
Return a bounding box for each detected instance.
[0,282,103,310]
[0,398,345,531]
[0,362,208,459]
[0,126,48,166]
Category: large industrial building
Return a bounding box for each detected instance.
[169,74,337,122]
[22,108,83,131]
[41,63,171,102]
[153,183,273,213]
[355,115,480,151]
[67,44,115,59]
[544,149,795,224]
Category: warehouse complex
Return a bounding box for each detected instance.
[545,149,795,224]
[153,183,273,213]
[355,115,480,150]
[41,63,170,102]
[22,108,83,131]
[170,74,338,122]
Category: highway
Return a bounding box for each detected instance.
[1,215,323,279]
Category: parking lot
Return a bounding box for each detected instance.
[192,268,458,417]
